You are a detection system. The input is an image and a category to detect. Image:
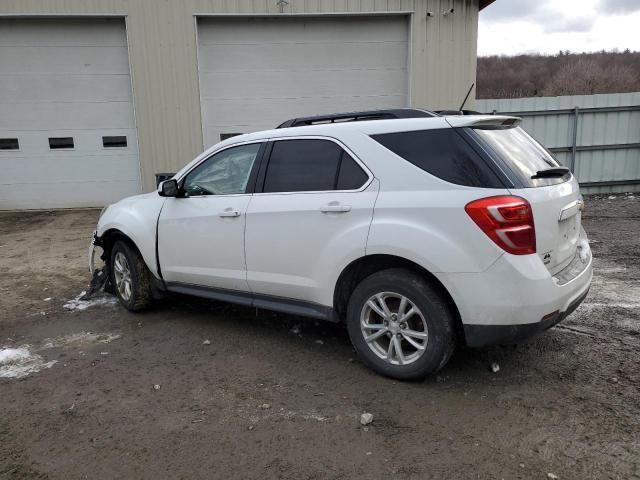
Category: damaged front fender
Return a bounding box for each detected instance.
[86,232,112,298]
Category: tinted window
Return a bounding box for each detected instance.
[371,128,504,188]
[472,126,568,187]
[102,136,127,148]
[263,139,341,193]
[183,143,261,196]
[337,154,368,190]
[0,138,19,150]
[49,137,74,149]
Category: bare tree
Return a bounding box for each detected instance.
[477,51,640,99]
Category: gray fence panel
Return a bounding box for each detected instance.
[477,92,640,194]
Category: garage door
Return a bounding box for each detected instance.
[197,16,409,147]
[0,18,141,210]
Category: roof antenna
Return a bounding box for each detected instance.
[458,82,475,113]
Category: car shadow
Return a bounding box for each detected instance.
[144,292,547,383]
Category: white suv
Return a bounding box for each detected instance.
[91,110,592,380]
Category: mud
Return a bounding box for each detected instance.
[0,196,638,479]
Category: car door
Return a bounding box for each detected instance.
[245,137,378,306]
[158,142,263,291]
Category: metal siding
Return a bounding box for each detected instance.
[477,92,640,194]
[1,0,480,193]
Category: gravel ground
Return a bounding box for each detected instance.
[0,194,638,479]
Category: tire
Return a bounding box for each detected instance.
[346,268,456,381]
[109,240,153,312]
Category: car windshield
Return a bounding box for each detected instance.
[472,126,568,187]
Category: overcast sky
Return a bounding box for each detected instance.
[478,0,640,56]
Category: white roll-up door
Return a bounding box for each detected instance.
[0,18,141,209]
[197,16,409,147]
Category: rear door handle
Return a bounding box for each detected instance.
[219,208,241,218]
[320,204,352,213]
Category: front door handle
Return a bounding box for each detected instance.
[219,208,241,218]
[320,204,352,213]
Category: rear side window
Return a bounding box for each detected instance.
[263,139,368,193]
[371,128,504,188]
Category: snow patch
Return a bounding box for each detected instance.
[578,238,591,262]
[596,266,627,274]
[0,346,56,379]
[582,301,640,310]
[0,347,31,364]
[64,291,118,311]
[42,332,121,350]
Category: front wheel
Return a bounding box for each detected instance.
[346,268,456,380]
[110,240,153,312]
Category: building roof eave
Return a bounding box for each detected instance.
[479,0,496,11]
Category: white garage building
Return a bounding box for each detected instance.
[0,0,494,209]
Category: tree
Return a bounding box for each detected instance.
[477,50,640,98]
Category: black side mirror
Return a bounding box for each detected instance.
[159,179,179,197]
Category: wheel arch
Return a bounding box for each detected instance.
[99,229,147,269]
[333,254,464,341]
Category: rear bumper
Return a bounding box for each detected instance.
[463,287,589,347]
[440,239,593,347]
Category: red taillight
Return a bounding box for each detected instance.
[465,196,536,255]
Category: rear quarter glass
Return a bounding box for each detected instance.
[469,126,571,188]
[370,128,507,188]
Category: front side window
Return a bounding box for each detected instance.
[262,139,368,193]
[183,143,261,196]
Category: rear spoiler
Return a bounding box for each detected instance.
[444,115,521,130]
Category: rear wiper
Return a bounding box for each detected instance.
[531,167,570,179]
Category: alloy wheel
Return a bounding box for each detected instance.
[113,251,133,301]
[360,291,429,366]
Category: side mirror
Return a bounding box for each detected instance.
[159,179,179,197]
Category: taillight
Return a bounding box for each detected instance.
[465,196,536,255]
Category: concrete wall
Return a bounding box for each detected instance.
[1,0,480,191]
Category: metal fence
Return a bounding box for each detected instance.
[476,92,640,194]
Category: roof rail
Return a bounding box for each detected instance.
[435,110,483,116]
[276,108,438,128]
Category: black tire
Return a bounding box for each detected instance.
[346,268,456,381]
[109,240,153,312]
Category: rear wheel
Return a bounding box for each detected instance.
[110,240,153,311]
[346,268,455,380]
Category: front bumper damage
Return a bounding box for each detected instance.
[89,232,100,274]
[87,232,111,297]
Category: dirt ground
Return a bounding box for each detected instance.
[1,194,639,480]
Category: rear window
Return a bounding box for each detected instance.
[371,128,504,188]
[471,127,569,187]
[262,139,368,193]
